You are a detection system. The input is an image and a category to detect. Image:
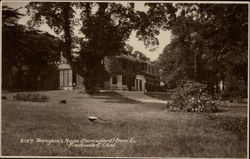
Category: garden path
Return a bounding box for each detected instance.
[115,90,170,104]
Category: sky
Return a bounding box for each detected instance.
[3,1,172,61]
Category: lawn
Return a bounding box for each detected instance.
[1,90,248,157]
[145,92,175,101]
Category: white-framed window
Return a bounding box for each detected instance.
[60,69,72,87]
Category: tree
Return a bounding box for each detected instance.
[197,4,248,96]
[27,2,176,93]
[2,6,24,89]
[156,11,201,88]
[2,6,62,90]
[157,4,248,97]
[19,30,62,90]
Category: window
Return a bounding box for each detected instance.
[131,77,135,86]
[148,65,151,73]
[60,71,64,87]
[60,69,72,87]
[139,80,142,91]
[144,64,147,71]
[112,75,117,84]
[122,75,126,85]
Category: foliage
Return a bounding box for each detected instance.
[157,40,192,87]
[27,2,176,93]
[156,4,248,96]
[2,6,24,26]
[104,57,123,74]
[103,44,135,75]
[2,6,62,90]
[14,93,49,102]
[59,100,67,104]
[166,80,219,113]
[137,3,177,50]
[2,6,25,89]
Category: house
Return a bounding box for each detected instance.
[58,52,160,92]
[58,53,84,90]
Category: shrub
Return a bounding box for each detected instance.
[14,93,49,102]
[166,80,219,113]
[59,100,67,104]
[2,96,7,100]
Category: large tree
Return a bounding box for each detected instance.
[2,6,62,90]
[157,4,248,96]
[198,4,248,96]
[27,2,176,93]
[2,6,24,89]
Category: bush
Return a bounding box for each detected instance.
[2,96,7,100]
[59,100,67,104]
[14,93,49,102]
[166,80,219,113]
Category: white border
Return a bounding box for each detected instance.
[0,1,249,158]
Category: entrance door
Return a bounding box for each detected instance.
[139,80,142,91]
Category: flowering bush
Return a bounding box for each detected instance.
[167,80,219,113]
[14,93,49,102]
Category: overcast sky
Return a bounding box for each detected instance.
[3,1,172,61]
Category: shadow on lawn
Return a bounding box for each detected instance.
[145,92,174,101]
[89,91,140,104]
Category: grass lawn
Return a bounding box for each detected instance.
[1,90,248,157]
[145,92,174,101]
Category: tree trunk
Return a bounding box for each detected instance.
[207,71,215,96]
[194,52,197,81]
[84,77,98,94]
[215,79,219,93]
[61,3,91,92]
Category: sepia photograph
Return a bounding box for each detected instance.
[0,0,248,158]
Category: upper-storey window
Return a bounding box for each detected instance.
[147,65,150,73]
[143,64,146,71]
[155,68,158,75]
